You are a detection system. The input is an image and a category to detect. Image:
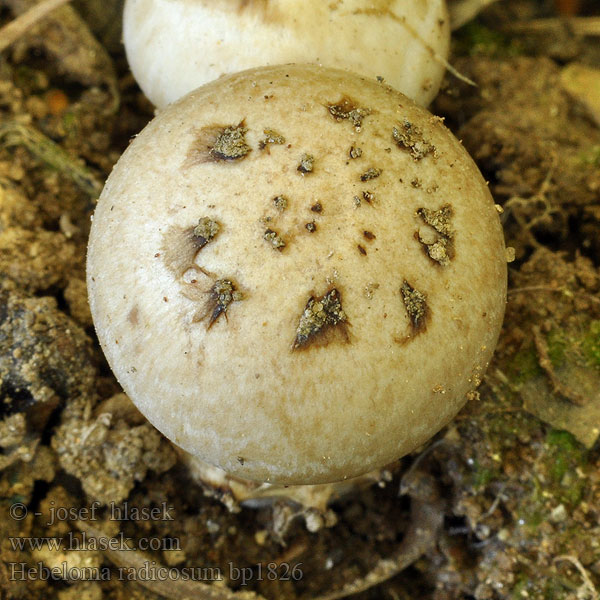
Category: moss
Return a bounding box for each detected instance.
[453,21,522,58]
[581,320,600,368]
[546,429,579,454]
[544,430,587,506]
[507,344,543,384]
[470,460,497,489]
[578,145,600,168]
[510,576,530,600]
[545,329,567,369]
[541,579,571,600]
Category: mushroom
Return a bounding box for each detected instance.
[123,0,450,108]
[87,64,507,486]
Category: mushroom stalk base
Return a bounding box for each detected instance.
[180,451,394,532]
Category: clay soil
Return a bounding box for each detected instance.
[1,1,600,599]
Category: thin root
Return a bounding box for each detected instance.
[352,7,476,87]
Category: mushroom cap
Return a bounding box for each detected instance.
[123,0,450,108]
[87,64,507,485]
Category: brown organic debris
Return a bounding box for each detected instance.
[400,280,429,335]
[305,221,317,233]
[327,97,371,130]
[263,228,286,250]
[392,120,436,161]
[293,289,348,350]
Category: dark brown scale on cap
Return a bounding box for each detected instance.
[161,218,219,277]
[360,167,381,181]
[297,153,314,174]
[264,228,286,250]
[400,280,428,335]
[273,195,288,211]
[259,128,286,150]
[186,122,250,165]
[210,123,251,160]
[416,204,454,266]
[362,191,375,204]
[392,120,436,161]
[196,279,243,328]
[417,204,453,237]
[293,288,348,350]
[327,96,371,130]
[192,217,220,249]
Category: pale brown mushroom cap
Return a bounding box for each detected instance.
[87,64,507,485]
[123,0,450,108]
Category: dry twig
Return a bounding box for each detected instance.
[554,555,599,600]
[0,120,102,198]
[0,0,71,53]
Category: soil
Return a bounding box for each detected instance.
[1,1,600,599]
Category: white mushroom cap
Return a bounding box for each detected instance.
[123,0,450,108]
[87,64,507,486]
